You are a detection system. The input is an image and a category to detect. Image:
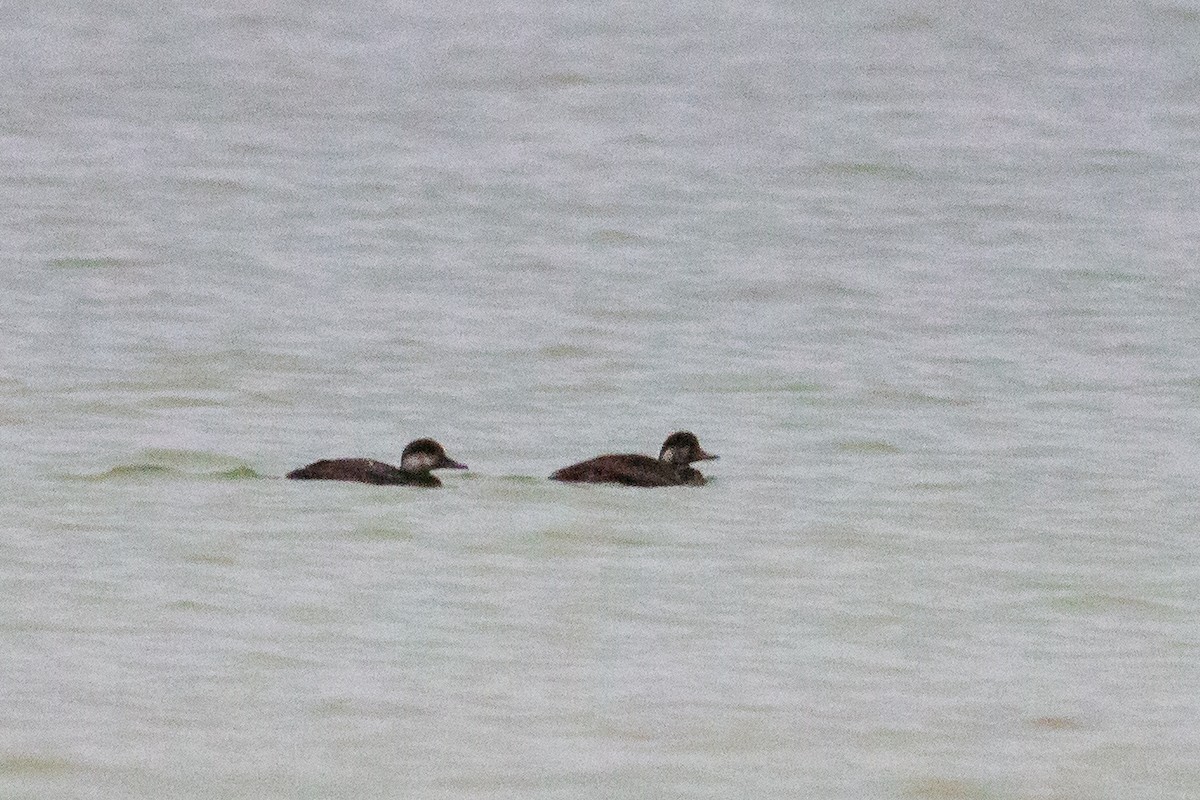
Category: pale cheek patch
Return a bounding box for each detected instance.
[660,447,679,464]
[402,453,437,472]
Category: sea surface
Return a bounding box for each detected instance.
[2,1,1199,797]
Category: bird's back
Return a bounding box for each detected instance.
[286,458,440,486]
[551,454,701,486]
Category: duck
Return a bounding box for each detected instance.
[550,431,717,486]
[286,438,467,487]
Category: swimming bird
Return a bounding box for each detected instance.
[550,431,718,486]
[286,438,467,486]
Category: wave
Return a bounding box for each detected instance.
[75,449,265,481]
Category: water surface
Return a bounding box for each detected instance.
[3,2,1199,797]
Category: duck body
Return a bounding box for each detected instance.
[286,438,466,487]
[286,458,444,486]
[550,454,707,486]
[550,431,716,487]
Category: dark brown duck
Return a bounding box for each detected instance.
[287,438,467,487]
[550,431,718,487]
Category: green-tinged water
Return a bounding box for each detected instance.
[3,2,1199,797]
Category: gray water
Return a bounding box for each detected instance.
[3,2,1199,797]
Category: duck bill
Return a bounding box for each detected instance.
[695,449,718,462]
[440,457,468,470]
